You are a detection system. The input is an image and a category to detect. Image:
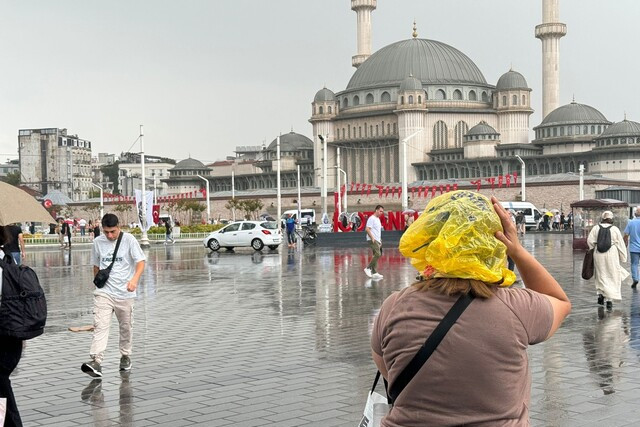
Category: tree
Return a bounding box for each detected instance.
[1,170,20,186]
[113,203,132,224]
[225,198,242,220]
[238,199,264,220]
[100,162,120,194]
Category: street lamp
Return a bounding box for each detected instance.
[139,125,150,247]
[579,163,585,201]
[318,134,328,220]
[334,166,348,216]
[402,129,423,212]
[91,183,104,219]
[196,175,210,223]
[515,155,526,202]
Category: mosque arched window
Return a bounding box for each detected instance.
[400,96,405,105]
[343,98,349,108]
[365,93,374,104]
[435,89,446,100]
[312,106,316,115]
[454,121,468,148]
[597,125,602,133]
[452,90,462,100]
[583,126,588,134]
[328,106,332,114]
[591,125,595,134]
[318,106,323,114]
[468,90,477,101]
[522,95,526,105]
[502,96,507,107]
[408,95,414,104]
[381,91,391,102]
[353,95,360,106]
[481,91,488,102]
[433,120,448,150]
[418,95,422,104]
[512,95,518,105]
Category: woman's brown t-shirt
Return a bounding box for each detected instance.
[371,285,553,427]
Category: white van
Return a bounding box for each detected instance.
[281,209,316,226]
[500,201,542,230]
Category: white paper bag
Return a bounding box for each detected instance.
[359,391,391,427]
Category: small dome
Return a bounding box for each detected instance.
[537,102,610,128]
[399,75,423,91]
[466,121,499,136]
[597,119,640,139]
[267,132,314,152]
[314,87,336,102]
[496,70,529,91]
[173,158,207,170]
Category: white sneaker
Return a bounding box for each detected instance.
[372,273,384,280]
[364,268,372,278]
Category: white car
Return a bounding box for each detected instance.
[203,221,282,252]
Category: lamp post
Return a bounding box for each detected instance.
[196,175,210,223]
[276,135,282,227]
[515,155,526,202]
[579,163,585,201]
[318,134,328,221]
[231,170,236,221]
[402,129,423,212]
[297,164,301,229]
[335,167,348,214]
[139,125,150,247]
[91,183,104,219]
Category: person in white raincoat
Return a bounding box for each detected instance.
[587,211,629,310]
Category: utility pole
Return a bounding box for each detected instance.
[139,125,149,247]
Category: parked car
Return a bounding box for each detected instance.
[280,209,316,227]
[203,221,282,251]
[500,201,542,230]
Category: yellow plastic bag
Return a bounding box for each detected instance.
[399,190,515,286]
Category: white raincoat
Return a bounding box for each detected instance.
[587,223,629,300]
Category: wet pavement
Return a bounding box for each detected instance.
[10,234,640,426]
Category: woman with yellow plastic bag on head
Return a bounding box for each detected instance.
[370,191,571,426]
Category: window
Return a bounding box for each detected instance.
[408,95,414,104]
[381,91,391,102]
[418,95,422,104]
[224,223,241,232]
[469,90,477,101]
[560,127,565,136]
[512,95,518,105]
[318,106,323,114]
[401,96,405,105]
[502,96,507,106]
[241,222,256,231]
[343,98,348,108]
[454,121,468,148]
[435,89,446,100]
[353,95,360,106]
[328,106,332,114]
[522,95,526,105]
[453,90,462,100]
[553,127,557,137]
[433,121,448,149]
[597,125,601,133]
[366,93,374,104]
[481,91,488,102]
[584,126,588,134]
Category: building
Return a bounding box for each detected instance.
[117,155,175,197]
[309,0,640,189]
[18,128,93,201]
[163,158,212,195]
[0,159,19,179]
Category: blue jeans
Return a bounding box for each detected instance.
[10,252,21,265]
[631,252,640,282]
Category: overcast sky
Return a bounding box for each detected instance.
[0,0,638,164]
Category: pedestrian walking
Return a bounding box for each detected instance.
[164,219,174,244]
[0,226,25,427]
[4,224,25,265]
[364,205,384,280]
[553,213,561,231]
[79,218,87,236]
[371,192,570,426]
[62,219,72,249]
[88,220,94,241]
[93,219,101,239]
[624,206,640,288]
[515,211,526,236]
[81,214,146,378]
[285,214,296,248]
[588,211,628,310]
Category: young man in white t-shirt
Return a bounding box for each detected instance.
[364,205,384,280]
[81,214,146,377]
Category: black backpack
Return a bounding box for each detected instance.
[0,254,47,339]
[596,225,612,253]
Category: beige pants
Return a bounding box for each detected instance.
[89,294,134,364]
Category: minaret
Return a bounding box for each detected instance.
[351,0,377,68]
[535,0,567,119]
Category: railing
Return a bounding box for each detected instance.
[24,232,211,246]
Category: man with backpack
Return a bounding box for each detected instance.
[81,214,145,377]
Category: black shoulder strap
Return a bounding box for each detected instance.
[388,292,475,404]
[107,232,124,270]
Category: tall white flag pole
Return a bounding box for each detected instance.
[140,125,150,247]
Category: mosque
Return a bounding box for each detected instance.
[310,0,640,190]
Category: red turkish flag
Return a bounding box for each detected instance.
[486,177,496,190]
[445,184,451,193]
[397,187,402,198]
[367,184,372,196]
[453,183,458,191]
[152,205,160,224]
[431,186,437,198]
[470,179,482,191]
[512,171,518,185]
[411,187,416,199]
[377,185,383,197]
[391,186,396,197]
[350,182,355,193]
[498,175,504,188]
[505,174,511,187]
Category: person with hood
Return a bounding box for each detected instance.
[371,191,571,426]
[588,211,628,310]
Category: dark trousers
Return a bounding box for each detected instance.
[286,230,296,245]
[0,336,23,427]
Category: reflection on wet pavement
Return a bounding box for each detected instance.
[11,235,640,426]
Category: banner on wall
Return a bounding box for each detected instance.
[134,189,154,231]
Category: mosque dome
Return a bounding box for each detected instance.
[267,132,314,151]
[346,38,488,91]
[314,88,336,102]
[496,70,529,91]
[466,121,499,137]
[399,75,423,91]
[536,102,610,128]
[173,158,207,170]
[597,119,640,139]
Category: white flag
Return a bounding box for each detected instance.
[134,189,154,232]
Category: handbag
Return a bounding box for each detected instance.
[93,232,123,288]
[360,292,475,426]
[582,248,595,280]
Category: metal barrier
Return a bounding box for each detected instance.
[24,233,210,245]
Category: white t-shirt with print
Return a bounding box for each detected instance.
[91,232,146,299]
[366,215,382,243]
